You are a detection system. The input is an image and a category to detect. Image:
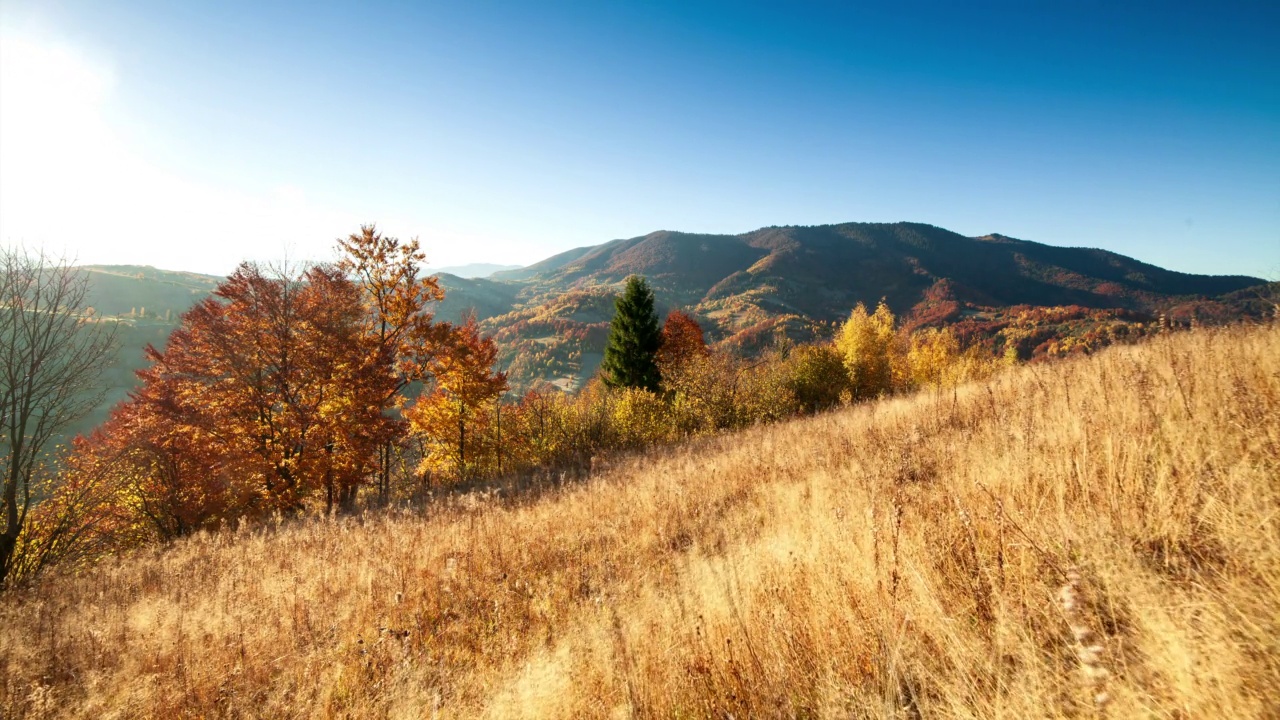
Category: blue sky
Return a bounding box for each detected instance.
[1,0,1276,277]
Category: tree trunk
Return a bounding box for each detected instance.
[338,482,359,513]
[0,528,17,587]
[458,404,466,483]
[378,441,392,504]
[1,462,18,585]
[323,441,337,515]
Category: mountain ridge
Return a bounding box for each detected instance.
[432,221,1269,390]
[74,222,1272,417]
[483,222,1261,310]
[428,262,523,278]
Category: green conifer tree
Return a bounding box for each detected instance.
[601,275,661,392]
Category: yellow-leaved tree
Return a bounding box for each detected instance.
[407,314,507,485]
[783,344,850,413]
[835,300,902,400]
[906,326,962,389]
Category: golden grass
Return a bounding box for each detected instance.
[2,324,1278,718]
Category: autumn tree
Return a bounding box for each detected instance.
[835,300,901,400]
[407,313,507,484]
[783,344,850,413]
[601,275,661,392]
[0,248,116,586]
[657,309,709,377]
[906,327,962,389]
[12,387,229,579]
[653,309,731,431]
[6,432,134,582]
[6,227,521,577]
[502,384,572,471]
[132,262,393,516]
[77,388,239,542]
[337,225,447,502]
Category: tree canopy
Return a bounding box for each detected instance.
[36,228,507,548]
[835,300,899,399]
[657,309,709,375]
[601,275,661,392]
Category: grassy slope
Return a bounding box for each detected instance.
[2,324,1278,718]
[80,266,222,319]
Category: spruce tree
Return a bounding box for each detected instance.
[601,275,662,391]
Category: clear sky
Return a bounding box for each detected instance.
[1,0,1277,278]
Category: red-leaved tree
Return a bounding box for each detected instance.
[106,262,395,520]
[657,310,709,379]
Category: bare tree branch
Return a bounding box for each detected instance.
[0,247,117,587]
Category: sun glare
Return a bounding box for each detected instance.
[0,36,120,254]
[0,33,363,273]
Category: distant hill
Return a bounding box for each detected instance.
[432,273,523,322]
[438,222,1268,390]
[428,263,523,279]
[68,266,226,442]
[491,247,596,281]
[501,223,1259,313]
[72,223,1272,433]
[80,265,223,320]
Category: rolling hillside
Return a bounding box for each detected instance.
[68,266,225,439]
[80,265,223,320]
[445,222,1269,390]
[5,323,1277,718]
[75,223,1272,424]
[430,263,523,279]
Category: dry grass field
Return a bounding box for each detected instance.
[2,323,1278,718]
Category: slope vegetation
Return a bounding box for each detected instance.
[453,223,1270,389]
[3,323,1277,718]
[498,222,1263,314]
[68,266,225,440]
[71,227,1272,405]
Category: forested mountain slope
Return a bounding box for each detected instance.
[76,223,1272,406]
[442,222,1269,389]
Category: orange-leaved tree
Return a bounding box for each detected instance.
[407,313,507,485]
[337,225,448,502]
[126,262,393,516]
[657,309,709,377]
[18,372,250,573]
[45,227,515,554]
[77,384,243,541]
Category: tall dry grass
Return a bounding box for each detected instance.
[1,323,1277,718]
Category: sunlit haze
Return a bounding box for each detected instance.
[1,1,1277,277]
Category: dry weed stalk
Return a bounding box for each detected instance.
[1058,565,1112,713]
